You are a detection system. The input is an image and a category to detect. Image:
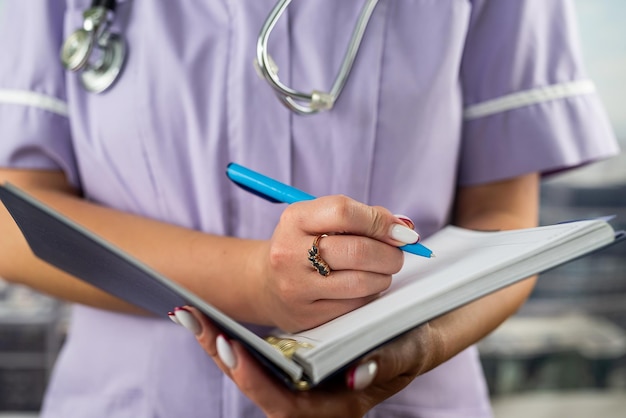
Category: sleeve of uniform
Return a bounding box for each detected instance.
[458,0,620,186]
[0,1,79,187]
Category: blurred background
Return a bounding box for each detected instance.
[0,0,625,416]
[480,1,626,416]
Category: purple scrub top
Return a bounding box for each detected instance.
[0,0,619,416]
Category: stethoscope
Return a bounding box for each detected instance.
[60,0,379,114]
[60,0,125,94]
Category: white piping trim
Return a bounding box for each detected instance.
[0,89,69,117]
[463,80,596,120]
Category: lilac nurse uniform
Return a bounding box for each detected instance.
[0,1,618,417]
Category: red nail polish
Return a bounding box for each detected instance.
[168,311,180,325]
[394,214,415,230]
[347,367,356,390]
[347,361,377,391]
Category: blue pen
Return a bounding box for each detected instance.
[226,163,434,258]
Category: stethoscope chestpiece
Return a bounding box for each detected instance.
[60,28,94,72]
[78,32,125,94]
[60,1,125,94]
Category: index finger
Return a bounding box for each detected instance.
[284,195,419,246]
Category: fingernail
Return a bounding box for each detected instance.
[347,360,378,390]
[174,307,202,335]
[394,214,415,230]
[217,334,238,369]
[168,311,181,325]
[390,224,420,244]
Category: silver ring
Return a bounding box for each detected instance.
[308,234,331,277]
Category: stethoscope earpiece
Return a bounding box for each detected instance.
[60,1,125,94]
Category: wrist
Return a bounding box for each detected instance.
[242,239,274,326]
[417,321,448,375]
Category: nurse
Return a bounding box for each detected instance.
[0,1,619,417]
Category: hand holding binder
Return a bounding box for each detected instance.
[189,304,435,416]
[0,176,623,391]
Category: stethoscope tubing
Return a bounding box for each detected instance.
[256,0,380,114]
[63,0,380,114]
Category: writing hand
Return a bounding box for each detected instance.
[248,195,419,332]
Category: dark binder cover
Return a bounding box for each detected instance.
[0,184,306,390]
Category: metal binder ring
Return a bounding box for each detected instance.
[308,234,331,277]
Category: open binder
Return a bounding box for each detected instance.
[0,183,623,390]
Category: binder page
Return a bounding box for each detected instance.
[279,221,612,382]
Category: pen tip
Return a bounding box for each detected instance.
[430,253,436,258]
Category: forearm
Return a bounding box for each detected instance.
[0,169,266,322]
[422,173,540,372]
